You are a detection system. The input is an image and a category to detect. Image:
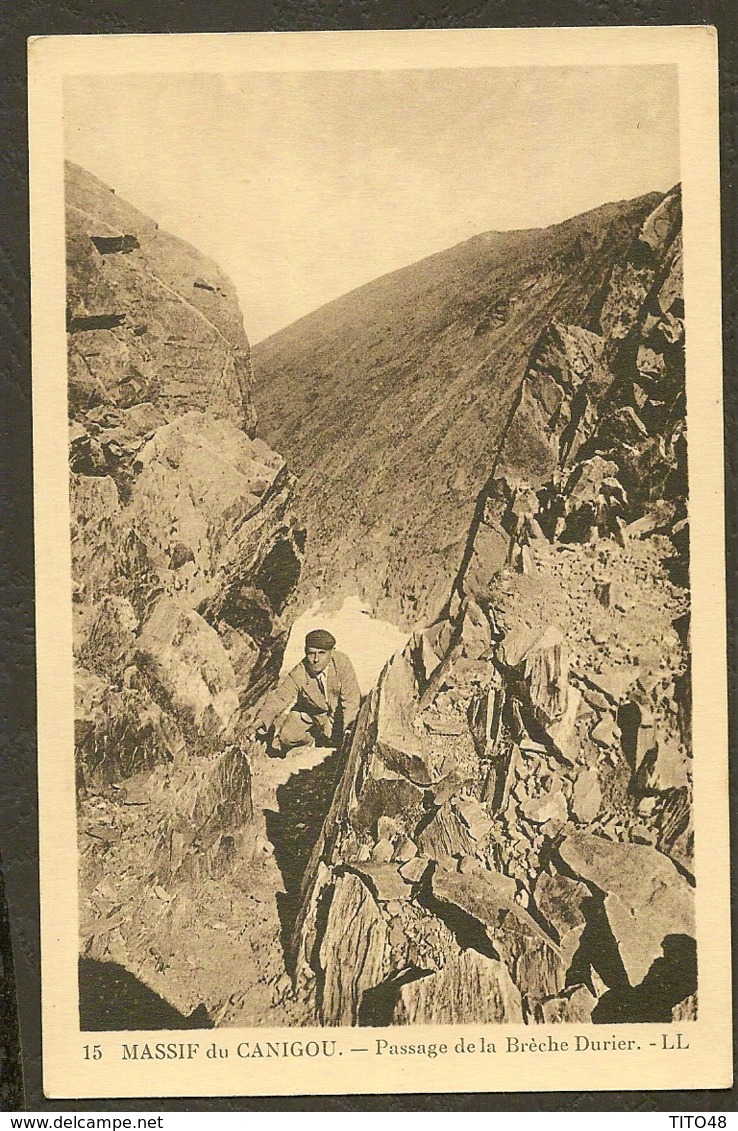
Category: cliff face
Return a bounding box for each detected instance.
[253,193,663,625]
[68,164,307,1023]
[293,188,695,1027]
[67,162,256,433]
[68,160,304,781]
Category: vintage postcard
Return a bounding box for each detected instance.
[28,27,730,1099]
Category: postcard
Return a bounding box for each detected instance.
[28,26,730,1098]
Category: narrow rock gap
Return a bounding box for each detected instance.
[263,748,347,966]
[310,882,336,1021]
[68,167,694,1032]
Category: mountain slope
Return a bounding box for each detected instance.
[253,192,663,624]
[292,187,693,1028]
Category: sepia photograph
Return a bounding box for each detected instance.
[28,28,729,1097]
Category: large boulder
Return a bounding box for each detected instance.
[318,872,391,1025]
[75,669,188,782]
[135,597,240,737]
[520,625,569,725]
[557,831,694,986]
[152,744,254,883]
[427,868,564,1005]
[128,412,285,583]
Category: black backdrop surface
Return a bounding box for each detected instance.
[2,0,735,1111]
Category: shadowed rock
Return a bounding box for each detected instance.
[557,832,694,986]
[393,947,523,1024]
[78,958,212,1031]
[318,872,390,1025]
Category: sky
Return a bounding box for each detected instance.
[64,66,679,343]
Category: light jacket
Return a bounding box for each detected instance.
[256,650,361,740]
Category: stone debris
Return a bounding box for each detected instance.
[454,797,495,842]
[393,835,418,864]
[417,804,477,860]
[589,665,641,705]
[590,715,622,749]
[347,863,411,904]
[547,685,582,763]
[371,838,395,863]
[534,984,597,1024]
[431,865,519,922]
[136,597,240,736]
[633,737,689,794]
[521,626,569,724]
[569,767,602,824]
[517,786,568,827]
[399,857,429,885]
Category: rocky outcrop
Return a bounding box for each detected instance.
[556,832,693,987]
[70,164,304,1008]
[292,187,694,1026]
[66,162,256,433]
[69,164,303,785]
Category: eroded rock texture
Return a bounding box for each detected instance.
[67,162,256,433]
[70,164,305,1020]
[294,187,695,1027]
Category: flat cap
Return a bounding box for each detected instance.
[305,628,336,650]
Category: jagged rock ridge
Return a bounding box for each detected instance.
[292,187,696,1027]
[68,163,308,1023]
[253,192,664,624]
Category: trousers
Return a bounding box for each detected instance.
[276,710,329,751]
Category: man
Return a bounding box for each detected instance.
[252,629,361,753]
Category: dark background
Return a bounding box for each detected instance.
[2,0,735,1112]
